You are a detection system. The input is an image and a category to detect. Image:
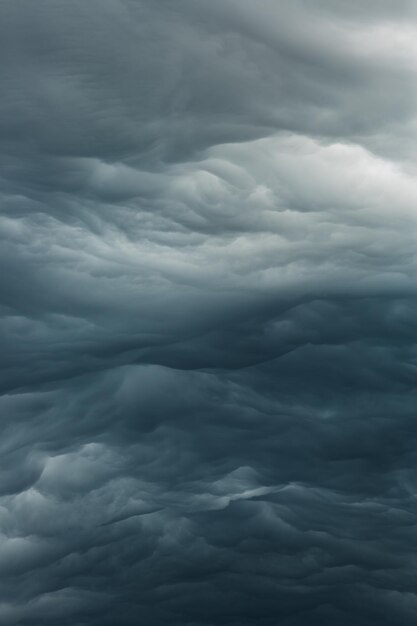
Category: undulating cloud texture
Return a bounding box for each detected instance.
[2,2,417,624]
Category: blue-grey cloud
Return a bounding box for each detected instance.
[1,2,417,625]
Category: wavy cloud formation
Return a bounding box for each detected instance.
[2,2,417,625]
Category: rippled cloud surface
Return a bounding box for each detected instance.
[2,2,417,625]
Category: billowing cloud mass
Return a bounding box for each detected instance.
[2,1,417,624]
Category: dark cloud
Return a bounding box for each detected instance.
[1,1,417,625]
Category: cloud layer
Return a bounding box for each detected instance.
[2,2,417,624]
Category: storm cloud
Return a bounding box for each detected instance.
[2,1,417,624]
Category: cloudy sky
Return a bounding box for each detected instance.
[2,1,417,624]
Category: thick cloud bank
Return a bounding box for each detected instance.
[2,2,417,624]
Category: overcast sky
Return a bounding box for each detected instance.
[2,2,417,625]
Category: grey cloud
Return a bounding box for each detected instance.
[1,0,417,165]
[1,1,417,625]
